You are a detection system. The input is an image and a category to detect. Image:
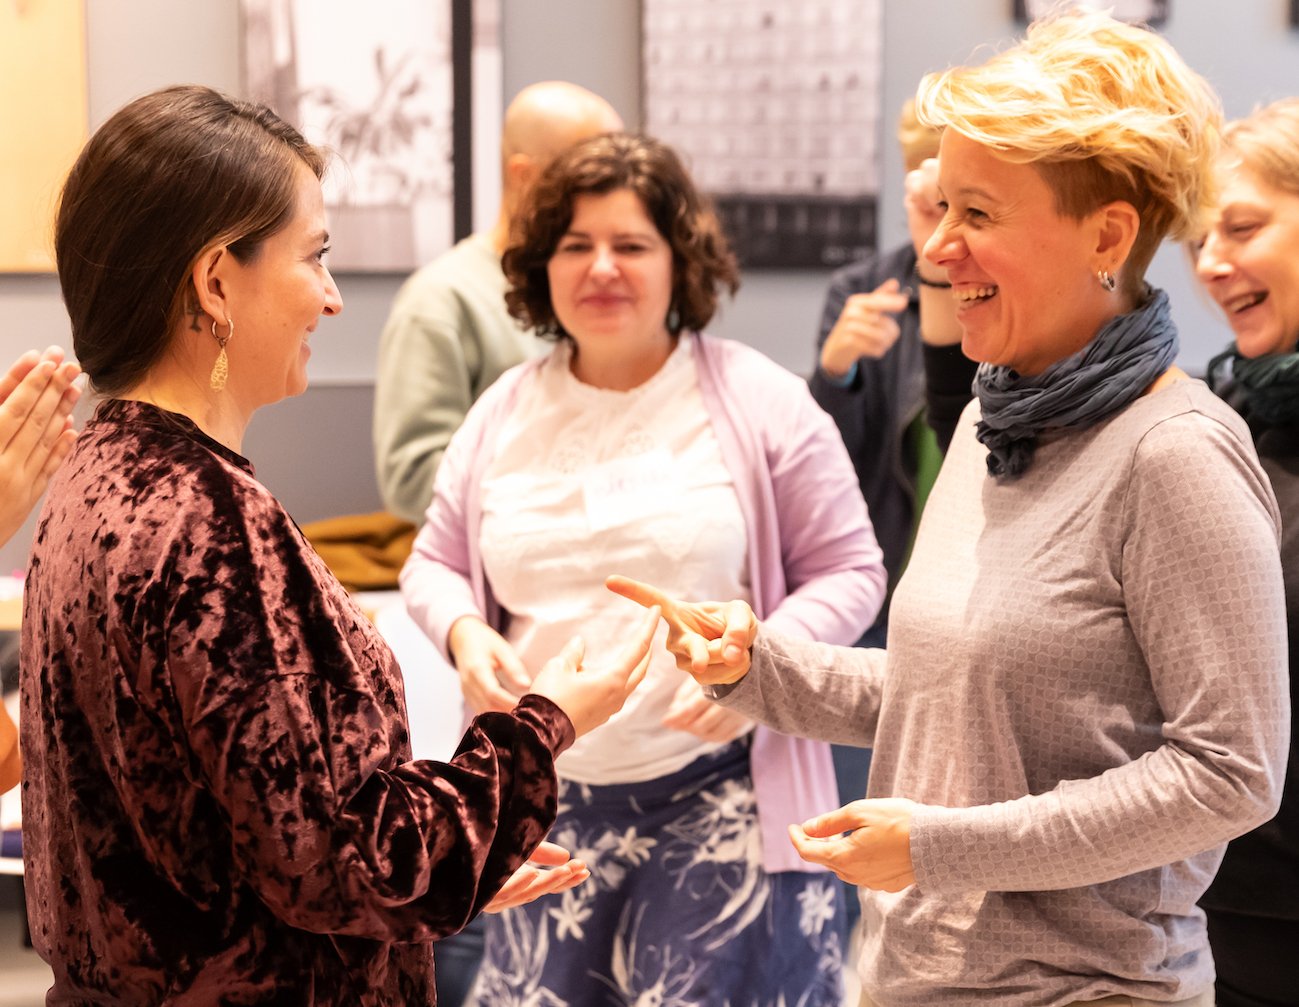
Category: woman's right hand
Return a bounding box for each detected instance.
[448,616,533,714]
[606,576,756,686]
[904,156,945,264]
[904,157,962,348]
[819,279,910,379]
[0,347,81,545]
[528,606,660,738]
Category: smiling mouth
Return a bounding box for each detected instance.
[1225,291,1267,315]
[954,285,997,304]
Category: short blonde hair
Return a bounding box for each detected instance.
[1222,98,1299,198]
[896,98,941,173]
[916,10,1221,295]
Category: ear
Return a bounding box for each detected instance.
[1092,200,1140,274]
[505,152,539,194]
[189,244,231,328]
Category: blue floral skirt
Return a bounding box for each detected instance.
[469,739,845,1007]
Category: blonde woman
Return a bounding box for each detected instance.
[612,12,1289,1007]
[1196,97,1299,1007]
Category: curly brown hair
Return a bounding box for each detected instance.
[503,132,739,341]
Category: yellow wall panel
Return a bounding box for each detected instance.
[0,0,88,272]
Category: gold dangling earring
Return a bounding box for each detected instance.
[209,316,234,391]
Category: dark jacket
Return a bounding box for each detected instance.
[809,244,925,633]
[1201,393,1299,921]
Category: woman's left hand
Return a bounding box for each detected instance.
[661,678,754,742]
[788,798,918,892]
[483,841,590,914]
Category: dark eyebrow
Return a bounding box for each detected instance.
[561,228,658,241]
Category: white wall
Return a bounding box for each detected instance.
[1,0,1298,571]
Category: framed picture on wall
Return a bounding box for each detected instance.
[1292,0,1299,28]
[0,0,88,273]
[241,0,500,273]
[1013,0,1168,26]
[642,0,884,270]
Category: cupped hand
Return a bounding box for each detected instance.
[662,677,754,741]
[448,615,532,714]
[904,156,945,265]
[605,575,756,686]
[787,797,917,892]
[527,605,659,738]
[905,157,963,348]
[483,841,590,913]
[0,347,82,545]
[819,278,910,378]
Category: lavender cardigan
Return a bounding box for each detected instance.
[402,332,886,873]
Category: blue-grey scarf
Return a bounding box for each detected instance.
[1205,343,1299,427]
[974,287,1178,478]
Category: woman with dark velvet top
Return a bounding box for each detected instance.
[19,84,657,1006]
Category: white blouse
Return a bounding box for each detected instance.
[479,338,753,784]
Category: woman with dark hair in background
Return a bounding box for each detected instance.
[402,131,885,1006]
[21,84,657,1005]
[1196,96,1299,1007]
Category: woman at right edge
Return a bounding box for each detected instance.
[610,11,1289,1007]
[1195,97,1299,1007]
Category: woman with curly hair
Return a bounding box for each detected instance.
[402,132,885,1006]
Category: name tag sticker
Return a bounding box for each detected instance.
[581,448,673,532]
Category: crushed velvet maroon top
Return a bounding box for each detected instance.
[19,399,573,1005]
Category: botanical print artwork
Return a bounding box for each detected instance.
[241,0,502,272]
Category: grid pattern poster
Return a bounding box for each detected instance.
[643,0,884,269]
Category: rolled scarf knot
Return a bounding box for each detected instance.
[974,287,1179,478]
[1206,342,1299,427]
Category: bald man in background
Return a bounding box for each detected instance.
[374,81,623,523]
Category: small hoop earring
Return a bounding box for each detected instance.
[210,316,234,391]
[1097,268,1117,293]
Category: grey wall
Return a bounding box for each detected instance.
[2,0,1298,572]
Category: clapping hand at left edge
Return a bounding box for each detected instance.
[788,798,919,893]
[0,347,82,545]
[483,841,590,913]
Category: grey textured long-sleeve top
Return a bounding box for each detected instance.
[715,381,1289,1007]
